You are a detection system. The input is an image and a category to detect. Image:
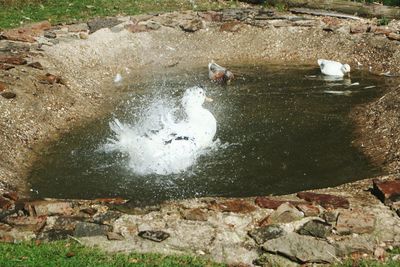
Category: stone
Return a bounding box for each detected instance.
[0,55,27,65]
[248,224,285,245]
[373,179,400,204]
[220,21,242,32]
[199,11,223,22]
[38,73,63,85]
[371,26,392,35]
[334,236,375,257]
[253,253,298,267]
[27,62,44,70]
[125,24,148,33]
[266,203,304,224]
[80,207,97,216]
[297,192,350,209]
[5,216,46,232]
[67,23,89,32]
[94,198,128,205]
[350,24,369,34]
[79,32,89,40]
[107,232,124,241]
[181,208,208,221]
[214,199,257,213]
[138,230,170,242]
[297,219,331,238]
[0,196,12,210]
[73,222,110,237]
[40,229,72,241]
[0,64,15,70]
[0,82,6,92]
[3,191,18,201]
[1,92,16,99]
[262,233,337,263]
[146,21,161,30]
[322,210,339,224]
[93,211,122,225]
[25,201,73,216]
[44,31,57,39]
[336,210,376,235]
[1,21,51,43]
[296,203,321,216]
[255,197,306,209]
[387,32,400,41]
[88,18,121,33]
[179,19,204,32]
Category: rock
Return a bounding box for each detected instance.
[38,73,63,85]
[44,31,56,39]
[350,24,369,34]
[322,210,339,224]
[125,24,148,33]
[336,210,376,235]
[146,21,161,30]
[73,222,110,237]
[0,64,15,70]
[93,211,122,225]
[181,208,208,221]
[0,196,12,210]
[255,197,306,209]
[1,92,16,99]
[5,216,46,232]
[296,203,322,216]
[138,230,170,242]
[253,253,299,267]
[3,191,19,201]
[67,23,89,32]
[27,62,44,70]
[199,11,223,22]
[266,203,304,224]
[297,192,350,209]
[94,198,128,205]
[88,18,121,33]
[298,219,331,238]
[371,26,392,35]
[79,32,89,40]
[373,179,400,204]
[214,199,257,213]
[220,21,242,32]
[0,223,12,231]
[1,21,51,42]
[80,207,97,216]
[179,19,204,32]
[374,247,386,260]
[25,201,73,216]
[0,82,6,92]
[248,224,285,245]
[262,233,337,263]
[107,232,124,241]
[334,236,375,257]
[0,55,27,65]
[387,32,400,41]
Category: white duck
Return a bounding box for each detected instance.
[317,59,351,77]
[107,86,216,175]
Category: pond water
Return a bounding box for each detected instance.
[28,64,386,205]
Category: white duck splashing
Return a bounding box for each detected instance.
[317,59,351,77]
[105,86,217,175]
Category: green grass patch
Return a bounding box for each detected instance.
[0,0,237,29]
[0,240,225,267]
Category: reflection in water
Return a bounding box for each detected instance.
[28,65,386,205]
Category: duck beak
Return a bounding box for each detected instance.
[205,96,213,102]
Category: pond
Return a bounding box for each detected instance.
[28,64,386,205]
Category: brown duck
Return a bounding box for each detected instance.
[208,60,234,84]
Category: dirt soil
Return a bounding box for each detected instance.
[0,8,399,194]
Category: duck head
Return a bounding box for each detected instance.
[182,86,212,111]
[341,64,351,76]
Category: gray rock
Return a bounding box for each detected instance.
[181,208,208,221]
[254,253,299,267]
[67,23,89,32]
[248,224,285,245]
[179,19,204,32]
[1,92,16,99]
[336,210,376,235]
[88,18,121,33]
[146,21,161,30]
[262,233,337,263]
[107,232,124,241]
[138,230,170,242]
[93,211,122,225]
[74,222,110,237]
[44,31,57,39]
[298,219,331,238]
[334,236,375,257]
[322,210,339,224]
[267,203,304,224]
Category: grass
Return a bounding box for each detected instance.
[335,247,400,267]
[0,0,237,29]
[0,240,225,267]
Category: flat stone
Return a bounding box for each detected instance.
[220,21,242,32]
[88,18,121,33]
[138,230,170,242]
[350,24,369,34]
[255,196,306,209]
[336,210,376,235]
[125,24,148,33]
[248,224,285,245]
[179,19,204,32]
[199,11,223,22]
[1,92,16,99]
[67,23,89,32]
[107,232,124,241]
[334,236,375,257]
[44,31,57,39]
[93,211,122,225]
[5,216,46,232]
[373,179,400,204]
[25,201,74,216]
[181,208,208,221]
[322,210,339,224]
[0,55,27,65]
[262,233,337,263]
[27,62,44,70]
[214,199,257,213]
[0,196,12,210]
[387,32,400,41]
[0,64,15,70]
[266,203,304,224]
[1,21,51,43]
[73,222,110,237]
[253,253,298,267]
[94,198,128,205]
[3,191,18,201]
[297,192,350,209]
[39,229,72,241]
[298,219,331,238]
[146,21,161,30]
[296,203,322,216]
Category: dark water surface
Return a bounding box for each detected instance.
[29,64,386,205]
